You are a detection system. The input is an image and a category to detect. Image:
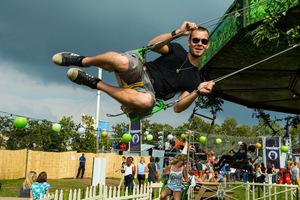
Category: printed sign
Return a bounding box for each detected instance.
[129,120,141,152]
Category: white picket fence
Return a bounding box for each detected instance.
[39,182,190,200]
[246,182,299,200]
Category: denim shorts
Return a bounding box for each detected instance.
[167,183,182,192]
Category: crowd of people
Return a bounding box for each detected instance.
[114,143,284,199]
[188,144,300,196]
[16,150,300,199]
[193,144,277,191]
[115,156,161,193]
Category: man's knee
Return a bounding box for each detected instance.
[135,93,153,109]
[111,54,129,72]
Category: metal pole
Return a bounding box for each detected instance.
[162,128,164,150]
[96,68,102,153]
[187,131,191,175]
[25,149,28,179]
[193,133,195,164]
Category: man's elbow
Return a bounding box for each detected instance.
[148,40,155,46]
[174,107,182,113]
[147,41,159,51]
[174,106,185,113]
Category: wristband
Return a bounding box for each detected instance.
[171,30,177,37]
[197,90,201,95]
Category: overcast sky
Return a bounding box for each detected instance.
[0,0,290,129]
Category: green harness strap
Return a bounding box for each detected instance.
[124,100,167,122]
[136,47,148,61]
[160,177,169,195]
[181,182,190,200]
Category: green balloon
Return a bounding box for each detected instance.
[52,123,61,131]
[14,117,27,129]
[199,136,207,143]
[216,138,222,144]
[147,134,153,141]
[280,145,289,153]
[122,133,132,142]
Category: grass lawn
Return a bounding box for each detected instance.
[0,178,294,199]
[0,178,93,197]
[0,178,150,197]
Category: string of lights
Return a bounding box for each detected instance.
[0,110,58,123]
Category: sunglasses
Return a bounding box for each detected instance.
[192,38,209,45]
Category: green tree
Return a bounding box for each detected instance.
[142,122,173,146]
[0,116,67,151]
[178,116,211,133]
[31,120,61,152]
[57,116,75,151]
[236,124,253,137]
[111,122,129,135]
[195,93,224,117]
[290,124,300,148]
[221,117,238,136]
[75,115,97,153]
[249,0,299,47]
[251,118,284,136]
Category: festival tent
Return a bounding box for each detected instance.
[199,0,300,114]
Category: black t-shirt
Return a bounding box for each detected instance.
[145,43,201,100]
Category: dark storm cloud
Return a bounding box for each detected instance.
[0,0,234,84]
[6,0,280,127]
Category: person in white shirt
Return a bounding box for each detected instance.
[188,170,196,187]
[229,168,236,187]
[202,162,207,172]
[161,154,190,200]
[186,170,196,197]
[123,157,136,192]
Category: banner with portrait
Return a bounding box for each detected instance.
[264,137,281,169]
[129,120,141,152]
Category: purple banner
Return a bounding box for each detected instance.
[264,137,281,169]
[129,120,141,152]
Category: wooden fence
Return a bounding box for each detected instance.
[0,149,27,179]
[246,182,299,200]
[0,149,150,179]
